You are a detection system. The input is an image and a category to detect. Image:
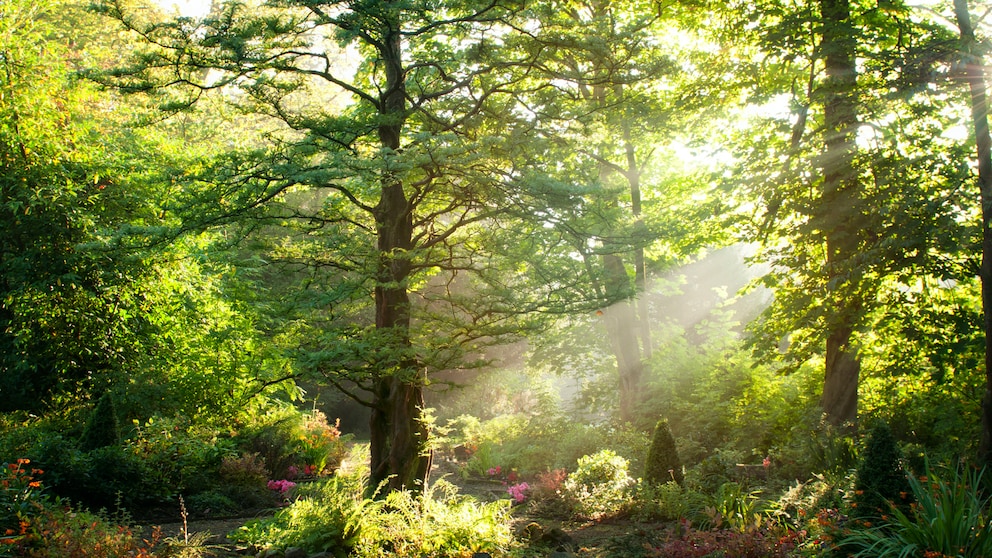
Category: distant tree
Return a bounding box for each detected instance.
[80,392,122,451]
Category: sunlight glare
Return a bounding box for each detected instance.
[162,0,210,17]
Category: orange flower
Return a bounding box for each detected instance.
[28,481,41,488]
[16,458,29,465]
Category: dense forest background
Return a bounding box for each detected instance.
[1,0,991,556]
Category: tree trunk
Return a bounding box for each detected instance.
[954,0,992,465]
[366,3,432,494]
[622,116,653,363]
[819,0,861,426]
[603,253,643,423]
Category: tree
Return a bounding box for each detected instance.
[952,0,992,465]
[816,0,862,426]
[510,0,727,423]
[93,0,613,493]
[731,0,974,428]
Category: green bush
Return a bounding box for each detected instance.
[234,474,372,555]
[629,480,709,522]
[840,462,992,558]
[563,449,635,519]
[233,473,514,557]
[79,393,121,452]
[851,420,911,521]
[644,419,683,486]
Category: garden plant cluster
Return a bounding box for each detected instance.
[4,376,990,558]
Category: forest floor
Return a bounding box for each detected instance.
[142,458,665,557]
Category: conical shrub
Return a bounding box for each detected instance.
[852,420,911,520]
[644,419,683,485]
[80,392,121,451]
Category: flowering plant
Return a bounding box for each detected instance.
[1,458,45,547]
[507,482,530,504]
[267,479,297,502]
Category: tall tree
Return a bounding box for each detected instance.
[953,0,992,464]
[730,0,974,429]
[93,0,602,493]
[817,0,862,425]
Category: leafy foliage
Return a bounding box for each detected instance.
[234,472,514,557]
[840,463,992,558]
[645,420,684,486]
[852,421,912,521]
[80,393,121,452]
[563,450,635,519]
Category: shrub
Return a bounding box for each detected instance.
[629,480,708,523]
[5,506,159,558]
[563,450,635,519]
[648,523,805,558]
[840,462,992,558]
[233,473,374,555]
[644,420,683,486]
[851,420,911,521]
[234,473,514,557]
[1,459,46,546]
[79,393,121,452]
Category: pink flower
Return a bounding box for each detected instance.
[507,482,529,503]
[762,456,771,469]
[487,466,502,477]
[267,479,297,495]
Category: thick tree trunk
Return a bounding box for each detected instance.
[819,0,861,426]
[366,3,432,494]
[954,0,992,465]
[603,253,643,423]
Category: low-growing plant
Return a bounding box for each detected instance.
[1,459,45,542]
[234,472,515,557]
[839,462,992,558]
[647,522,805,558]
[707,481,765,532]
[629,480,708,523]
[297,411,349,475]
[360,478,513,557]
[160,496,222,558]
[232,473,374,554]
[563,449,635,519]
[5,505,159,558]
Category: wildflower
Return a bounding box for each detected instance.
[762,456,771,468]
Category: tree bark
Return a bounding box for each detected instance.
[366,2,432,494]
[603,253,643,423]
[818,0,861,426]
[953,0,992,465]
